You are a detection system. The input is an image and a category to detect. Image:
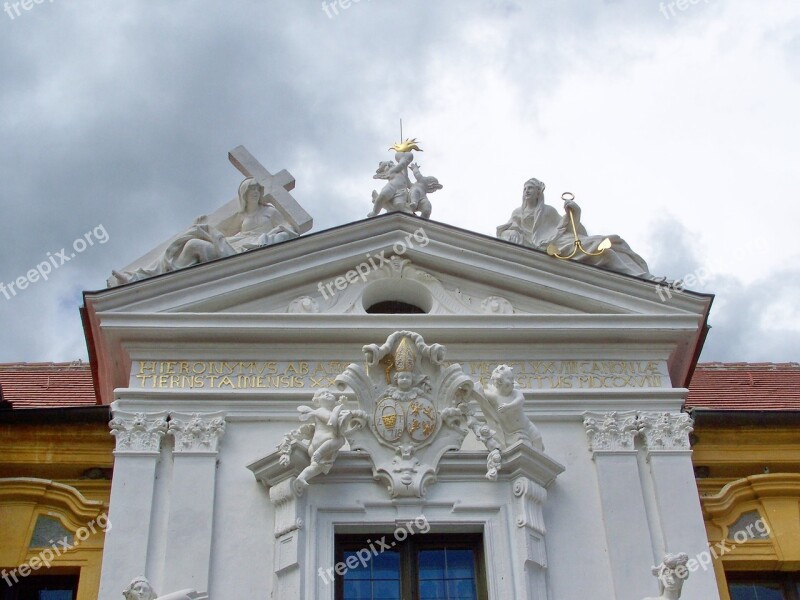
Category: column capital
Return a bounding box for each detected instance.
[109,410,168,454]
[168,411,227,454]
[639,412,693,452]
[583,411,639,453]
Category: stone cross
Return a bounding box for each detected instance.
[228,145,313,234]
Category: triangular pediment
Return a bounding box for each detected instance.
[83,214,712,402]
[87,214,708,318]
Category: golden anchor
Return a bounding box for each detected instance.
[547,192,612,260]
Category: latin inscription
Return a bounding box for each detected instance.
[132,360,665,390]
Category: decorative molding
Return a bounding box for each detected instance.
[513,476,548,532]
[583,411,639,452]
[481,295,514,314]
[249,441,564,600]
[0,478,107,528]
[583,411,694,454]
[109,409,168,454]
[168,412,226,453]
[333,331,505,496]
[287,296,319,313]
[638,412,693,452]
[702,473,800,520]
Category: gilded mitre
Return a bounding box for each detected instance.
[394,337,417,373]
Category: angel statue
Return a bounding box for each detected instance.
[641,553,690,600]
[278,389,367,492]
[368,139,442,219]
[122,576,207,600]
[475,364,544,452]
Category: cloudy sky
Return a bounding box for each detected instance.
[1,0,798,364]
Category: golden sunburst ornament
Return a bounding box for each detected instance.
[390,138,423,153]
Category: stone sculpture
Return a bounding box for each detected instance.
[122,576,207,600]
[333,331,505,495]
[278,389,367,492]
[368,139,441,219]
[112,177,298,284]
[498,177,659,280]
[475,364,544,451]
[642,553,690,600]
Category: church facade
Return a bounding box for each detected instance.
[82,197,721,599]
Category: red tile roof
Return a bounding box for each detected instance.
[0,362,97,409]
[687,362,800,411]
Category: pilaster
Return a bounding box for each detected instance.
[99,408,167,600]
[583,411,654,598]
[640,412,720,599]
[161,412,226,594]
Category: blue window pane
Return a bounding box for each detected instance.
[419,549,446,580]
[728,583,785,600]
[372,550,400,579]
[343,552,370,580]
[373,579,401,599]
[446,578,477,600]
[419,579,446,599]
[446,550,475,579]
[39,592,74,600]
[343,579,372,600]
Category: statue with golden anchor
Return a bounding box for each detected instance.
[498,178,661,280]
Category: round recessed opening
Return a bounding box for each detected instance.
[362,279,433,314]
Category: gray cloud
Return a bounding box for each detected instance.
[0,1,797,363]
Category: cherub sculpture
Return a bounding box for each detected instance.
[279,388,367,492]
[408,162,442,219]
[368,139,441,219]
[476,365,544,451]
[642,553,690,600]
[122,576,206,600]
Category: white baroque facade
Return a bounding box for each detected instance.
[84,214,719,599]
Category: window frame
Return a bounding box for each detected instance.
[0,573,79,600]
[334,532,488,600]
[726,571,800,600]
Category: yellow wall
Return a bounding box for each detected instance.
[693,424,800,600]
[0,421,113,600]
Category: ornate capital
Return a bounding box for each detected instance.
[583,411,639,453]
[110,410,168,454]
[168,412,226,453]
[638,412,693,451]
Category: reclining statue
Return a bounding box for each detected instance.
[498,177,659,280]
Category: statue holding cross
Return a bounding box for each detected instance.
[109,147,313,286]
